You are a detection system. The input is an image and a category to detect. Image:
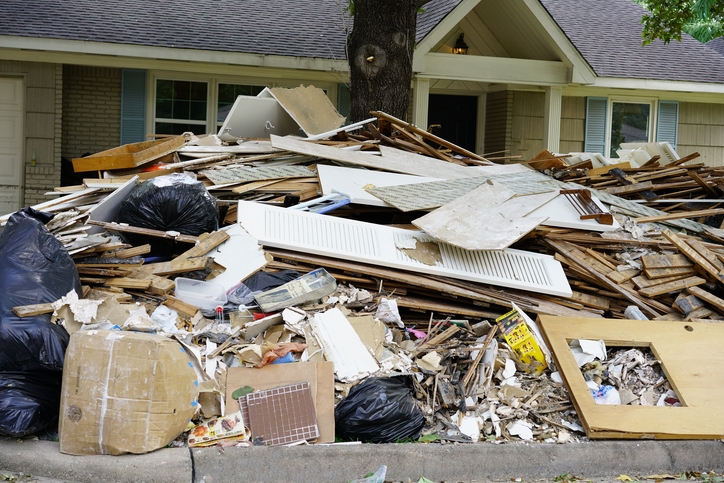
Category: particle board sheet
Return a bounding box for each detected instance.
[583,184,707,233]
[412,180,557,250]
[366,169,562,213]
[245,381,319,446]
[237,200,572,297]
[271,135,476,179]
[201,165,316,185]
[316,164,441,206]
[537,315,724,439]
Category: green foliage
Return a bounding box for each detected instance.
[637,0,724,44]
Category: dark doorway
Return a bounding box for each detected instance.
[427,94,477,153]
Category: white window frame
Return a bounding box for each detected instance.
[605,96,658,158]
[147,71,340,136]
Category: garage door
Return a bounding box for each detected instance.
[0,77,24,215]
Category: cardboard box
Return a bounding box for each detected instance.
[225,361,335,443]
[59,330,199,455]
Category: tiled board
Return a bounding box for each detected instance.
[201,165,315,185]
[245,381,319,446]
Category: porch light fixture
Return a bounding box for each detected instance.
[453,33,468,55]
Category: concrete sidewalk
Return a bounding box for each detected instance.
[1,439,724,483]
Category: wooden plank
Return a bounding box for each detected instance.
[687,286,724,313]
[644,267,696,280]
[271,134,476,179]
[372,111,489,163]
[603,181,654,196]
[174,231,230,261]
[665,151,700,167]
[127,270,175,295]
[539,315,724,439]
[587,162,631,176]
[103,278,152,290]
[688,170,719,197]
[632,273,692,289]
[662,228,724,284]
[687,238,724,272]
[111,244,152,259]
[13,302,55,318]
[393,295,498,318]
[86,220,199,244]
[634,208,724,223]
[137,256,211,276]
[76,267,133,277]
[638,276,706,297]
[641,254,694,269]
[163,294,201,317]
[570,291,611,311]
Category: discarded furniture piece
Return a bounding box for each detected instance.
[71,135,186,172]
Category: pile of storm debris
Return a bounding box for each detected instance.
[2,85,723,456]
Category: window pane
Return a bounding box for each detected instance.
[155,122,207,136]
[217,83,265,122]
[155,79,207,122]
[611,102,650,157]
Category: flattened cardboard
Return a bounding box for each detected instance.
[538,315,724,439]
[59,330,199,455]
[224,361,335,443]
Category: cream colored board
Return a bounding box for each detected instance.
[86,176,139,235]
[205,224,269,292]
[413,183,557,250]
[538,315,724,439]
[266,86,346,137]
[271,135,476,179]
[316,164,441,207]
[527,191,621,232]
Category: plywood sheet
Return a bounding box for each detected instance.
[538,315,724,439]
[412,181,557,250]
[271,135,476,179]
[237,200,572,297]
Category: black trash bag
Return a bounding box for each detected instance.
[0,207,76,436]
[0,207,82,314]
[117,173,218,253]
[334,376,425,443]
[0,371,63,437]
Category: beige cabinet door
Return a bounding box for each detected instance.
[0,77,24,215]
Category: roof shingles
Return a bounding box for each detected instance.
[539,0,724,83]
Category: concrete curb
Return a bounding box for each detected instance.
[0,440,191,483]
[2,439,724,483]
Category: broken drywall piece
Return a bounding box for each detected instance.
[265,85,346,137]
[396,238,442,266]
[412,180,557,251]
[309,307,379,383]
[569,339,607,366]
[51,290,103,325]
[205,223,270,292]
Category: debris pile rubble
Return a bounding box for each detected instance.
[3,85,724,454]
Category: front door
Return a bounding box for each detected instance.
[0,77,24,215]
[427,94,477,153]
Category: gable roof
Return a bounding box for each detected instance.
[539,0,724,83]
[706,37,724,57]
[0,0,459,61]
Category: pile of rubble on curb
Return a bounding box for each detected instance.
[2,85,723,456]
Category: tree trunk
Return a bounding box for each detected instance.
[347,0,426,123]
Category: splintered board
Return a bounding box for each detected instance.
[245,381,319,446]
[537,315,724,439]
[237,200,572,297]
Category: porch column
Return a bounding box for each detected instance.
[543,86,562,153]
[412,77,430,129]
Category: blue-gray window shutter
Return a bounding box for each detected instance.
[337,83,351,121]
[120,69,147,145]
[656,100,679,151]
[584,97,608,154]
